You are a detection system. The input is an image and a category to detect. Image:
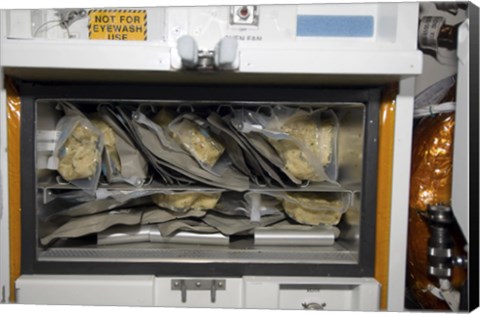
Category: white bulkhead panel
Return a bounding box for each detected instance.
[2,3,422,75]
[16,275,155,306]
[15,275,379,310]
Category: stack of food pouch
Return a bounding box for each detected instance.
[49,104,339,189]
[41,103,346,247]
[229,106,339,185]
[49,103,149,192]
[42,190,348,246]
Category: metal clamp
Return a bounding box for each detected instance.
[56,9,88,29]
[302,302,326,310]
[171,279,226,303]
[426,205,455,279]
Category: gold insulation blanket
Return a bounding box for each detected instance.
[407,112,467,310]
[7,78,21,302]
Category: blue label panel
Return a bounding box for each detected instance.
[297,15,374,37]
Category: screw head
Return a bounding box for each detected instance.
[196,282,201,287]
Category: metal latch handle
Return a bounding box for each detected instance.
[171,279,226,303]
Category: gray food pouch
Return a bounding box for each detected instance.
[40,209,143,246]
[150,228,229,245]
[230,108,288,139]
[259,219,338,232]
[213,192,249,217]
[135,110,187,153]
[224,111,291,187]
[243,132,302,185]
[46,190,156,219]
[214,192,282,222]
[208,112,267,185]
[141,206,209,224]
[96,109,149,186]
[207,112,251,177]
[98,225,152,245]
[42,189,96,205]
[157,220,218,237]
[225,114,287,187]
[244,192,283,222]
[133,113,249,191]
[107,106,175,185]
[98,224,228,246]
[201,211,285,236]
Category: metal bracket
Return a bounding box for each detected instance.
[302,302,327,310]
[56,9,88,29]
[171,279,226,303]
[197,51,215,71]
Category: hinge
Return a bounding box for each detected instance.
[171,279,226,303]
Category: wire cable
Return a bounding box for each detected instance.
[33,19,73,39]
[33,19,61,37]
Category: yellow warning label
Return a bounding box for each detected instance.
[88,9,147,41]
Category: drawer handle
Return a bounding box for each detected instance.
[302,302,326,310]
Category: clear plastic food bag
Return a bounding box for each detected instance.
[268,107,338,182]
[266,191,350,226]
[151,191,222,212]
[53,103,104,193]
[168,113,226,171]
[91,115,122,178]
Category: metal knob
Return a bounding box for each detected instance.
[214,37,239,70]
[177,35,199,69]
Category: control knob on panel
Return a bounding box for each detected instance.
[176,35,199,69]
[214,37,239,70]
